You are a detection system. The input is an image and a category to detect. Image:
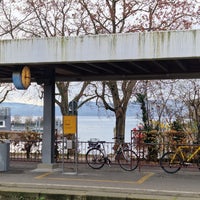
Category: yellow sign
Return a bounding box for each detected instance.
[63,115,77,135]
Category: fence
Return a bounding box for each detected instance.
[9,139,115,163]
[10,140,42,162]
[8,138,171,163]
[8,138,200,170]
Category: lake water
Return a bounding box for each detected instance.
[9,115,142,154]
[77,116,141,142]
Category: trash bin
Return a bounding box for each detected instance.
[0,142,10,171]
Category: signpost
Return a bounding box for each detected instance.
[62,100,78,174]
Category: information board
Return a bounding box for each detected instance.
[63,115,77,135]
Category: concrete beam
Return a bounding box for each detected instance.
[0,30,199,65]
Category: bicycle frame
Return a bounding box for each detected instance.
[86,140,139,171]
[160,144,200,173]
[99,142,108,158]
[100,141,124,161]
[172,145,200,163]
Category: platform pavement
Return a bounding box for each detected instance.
[0,161,199,200]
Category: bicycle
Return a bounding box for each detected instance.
[86,137,139,171]
[160,144,200,173]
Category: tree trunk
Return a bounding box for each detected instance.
[115,106,126,142]
[197,117,200,144]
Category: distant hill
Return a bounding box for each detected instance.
[1,102,45,117]
[0,102,142,117]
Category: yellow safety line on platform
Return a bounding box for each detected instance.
[35,172,52,179]
[136,172,154,184]
[34,172,154,185]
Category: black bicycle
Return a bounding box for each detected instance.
[86,138,138,171]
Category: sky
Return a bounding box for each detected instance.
[4,81,85,106]
[5,83,43,106]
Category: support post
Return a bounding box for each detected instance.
[38,69,56,169]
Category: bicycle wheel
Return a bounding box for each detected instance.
[118,149,138,171]
[160,151,182,174]
[86,148,105,169]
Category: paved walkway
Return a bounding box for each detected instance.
[0,161,200,199]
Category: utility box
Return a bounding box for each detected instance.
[0,143,10,171]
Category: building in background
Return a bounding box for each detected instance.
[0,107,11,131]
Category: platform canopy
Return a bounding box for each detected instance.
[0,29,200,83]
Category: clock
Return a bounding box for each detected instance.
[12,66,31,90]
[21,66,31,89]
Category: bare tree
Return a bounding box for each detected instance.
[0,0,34,39]
[0,83,14,103]
[20,0,79,38]
[0,1,95,115]
[0,0,39,103]
[78,0,199,140]
[144,80,179,130]
[94,80,137,139]
[0,0,199,141]
[176,80,200,143]
[55,81,96,115]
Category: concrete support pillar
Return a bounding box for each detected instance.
[41,69,55,165]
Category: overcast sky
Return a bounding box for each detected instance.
[5,83,43,106]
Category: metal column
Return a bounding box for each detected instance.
[42,69,55,164]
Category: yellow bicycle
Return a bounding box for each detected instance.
[160,144,200,173]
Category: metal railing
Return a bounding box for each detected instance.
[9,139,120,163]
[10,140,42,162]
[9,139,200,169]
